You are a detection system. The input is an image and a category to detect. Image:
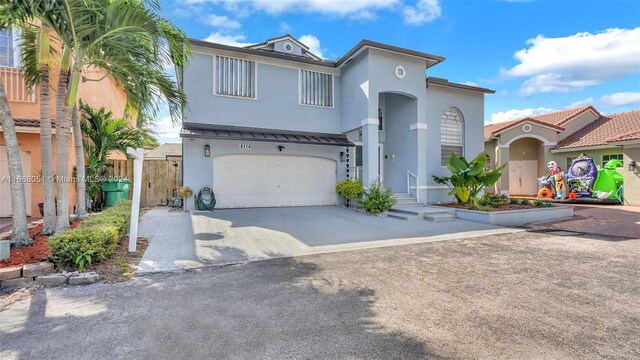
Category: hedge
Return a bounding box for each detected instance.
[48,200,132,270]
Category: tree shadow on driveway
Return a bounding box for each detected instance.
[0,254,445,359]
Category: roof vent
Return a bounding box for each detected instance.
[283,42,293,53]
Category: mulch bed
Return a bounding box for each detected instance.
[0,220,81,269]
[437,202,552,212]
[87,236,148,283]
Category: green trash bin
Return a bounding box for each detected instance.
[101,179,131,207]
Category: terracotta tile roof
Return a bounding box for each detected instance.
[483,106,599,141]
[144,143,182,159]
[12,118,56,127]
[553,109,640,150]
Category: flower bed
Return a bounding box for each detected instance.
[0,221,81,269]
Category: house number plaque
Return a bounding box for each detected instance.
[239,144,252,149]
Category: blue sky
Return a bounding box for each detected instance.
[153,0,640,143]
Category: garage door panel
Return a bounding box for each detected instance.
[213,154,336,208]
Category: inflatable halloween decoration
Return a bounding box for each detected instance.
[540,161,567,199]
[592,159,624,200]
[537,187,553,199]
[565,154,598,197]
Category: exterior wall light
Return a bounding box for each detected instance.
[204,144,210,157]
[629,160,636,172]
[340,151,345,162]
[277,145,285,152]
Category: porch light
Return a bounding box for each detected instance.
[340,151,346,162]
[277,145,285,152]
[204,144,210,157]
[629,161,637,172]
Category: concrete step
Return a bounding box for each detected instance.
[424,213,455,222]
[387,211,420,221]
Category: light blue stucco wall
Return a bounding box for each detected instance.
[184,50,342,134]
[182,138,347,210]
[382,93,418,193]
[425,84,486,203]
[339,53,370,133]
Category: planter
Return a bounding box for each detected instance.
[436,205,573,226]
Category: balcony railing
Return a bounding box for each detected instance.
[0,66,36,103]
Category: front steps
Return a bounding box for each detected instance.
[388,194,455,222]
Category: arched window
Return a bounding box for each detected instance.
[440,107,464,165]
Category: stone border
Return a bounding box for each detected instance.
[434,205,574,226]
[0,261,98,289]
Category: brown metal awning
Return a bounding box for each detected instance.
[181,123,354,147]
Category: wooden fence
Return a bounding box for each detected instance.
[109,159,181,207]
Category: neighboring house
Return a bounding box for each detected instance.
[0,28,128,217]
[179,34,494,208]
[484,106,640,205]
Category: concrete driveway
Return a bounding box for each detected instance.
[2,231,638,359]
[137,206,518,273]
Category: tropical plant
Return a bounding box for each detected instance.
[5,0,190,232]
[336,180,364,207]
[0,83,31,246]
[360,181,397,215]
[432,152,506,205]
[80,102,146,206]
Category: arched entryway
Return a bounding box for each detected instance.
[508,137,545,196]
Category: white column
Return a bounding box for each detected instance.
[362,121,379,187]
[126,147,144,253]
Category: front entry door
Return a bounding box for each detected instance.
[509,160,538,195]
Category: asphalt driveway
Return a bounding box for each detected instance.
[137,206,517,273]
[1,231,638,359]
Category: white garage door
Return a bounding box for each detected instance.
[0,146,32,217]
[213,154,337,208]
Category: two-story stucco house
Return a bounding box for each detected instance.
[179,35,494,209]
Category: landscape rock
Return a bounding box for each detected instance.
[36,273,70,286]
[0,266,22,281]
[68,272,99,285]
[1,277,33,288]
[22,262,54,278]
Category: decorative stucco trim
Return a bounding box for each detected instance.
[425,185,448,190]
[499,133,557,148]
[360,118,379,126]
[409,123,428,131]
[550,144,619,153]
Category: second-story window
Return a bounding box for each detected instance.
[215,55,256,98]
[300,70,333,107]
[0,29,14,67]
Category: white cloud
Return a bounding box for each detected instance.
[190,0,400,19]
[201,14,241,30]
[152,117,181,143]
[202,32,254,47]
[502,27,640,96]
[567,97,594,108]
[403,0,442,25]
[489,107,555,124]
[459,81,478,87]
[299,34,325,59]
[600,92,640,107]
[279,22,291,33]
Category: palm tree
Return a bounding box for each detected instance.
[3,0,189,232]
[79,102,146,207]
[19,24,58,233]
[0,83,31,246]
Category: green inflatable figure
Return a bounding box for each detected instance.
[592,159,623,200]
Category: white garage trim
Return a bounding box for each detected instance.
[213,154,337,208]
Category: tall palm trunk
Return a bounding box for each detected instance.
[39,64,56,234]
[71,105,87,218]
[0,83,31,246]
[54,69,72,233]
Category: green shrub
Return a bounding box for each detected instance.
[477,194,509,208]
[335,180,364,200]
[519,199,531,205]
[509,198,519,205]
[534,199,544,207]
[360,182,397,215]
[48,199,131,270]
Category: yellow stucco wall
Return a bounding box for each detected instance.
[621,146,640,206]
